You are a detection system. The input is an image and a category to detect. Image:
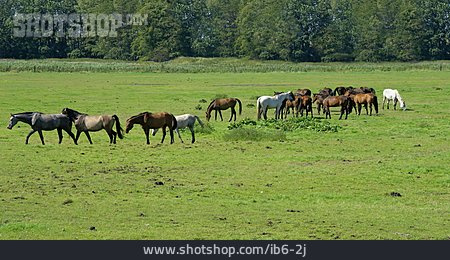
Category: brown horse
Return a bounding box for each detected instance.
[284,95,302,118]
[313,93,327,115]
[299,95,313,118]
[319,87,334,96]
[323,96,352,120]
[206,98,242,122]
[125,112,177,144]
[296,89,312,96]
[353,93,379,116]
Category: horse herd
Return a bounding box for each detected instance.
[6,88,406,145]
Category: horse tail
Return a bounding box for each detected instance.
[194,115,204,127]
[373,95,379,114]
[236,98,242,115]
[172,115,178,130]
[256,98,261,120]
[113,115,124,139]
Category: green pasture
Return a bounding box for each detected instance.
[0,66,449,239]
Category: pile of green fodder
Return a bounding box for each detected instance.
[224,117,339,142]
[228,117,340,132]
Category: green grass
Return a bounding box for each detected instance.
[0,68,449,240]
[1,57,450,73]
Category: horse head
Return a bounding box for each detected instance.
[7,114,18,129]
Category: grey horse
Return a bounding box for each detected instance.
[151,114,204,143]
[7,112,77,145]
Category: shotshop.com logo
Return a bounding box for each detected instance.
[12,13,148,38]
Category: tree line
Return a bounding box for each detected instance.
[1,0,449,62]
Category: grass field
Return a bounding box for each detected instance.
[0,65,449,239]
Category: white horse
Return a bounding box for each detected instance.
[151,114,204,143]
[257,91,295,120]
[383,89,406,110]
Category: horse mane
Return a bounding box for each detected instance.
[64,108,86,116]
[127,112,150,121]
[13,112,38,115]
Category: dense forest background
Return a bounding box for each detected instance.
[1,0,449,62]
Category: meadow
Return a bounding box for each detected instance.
[0,60,449,239]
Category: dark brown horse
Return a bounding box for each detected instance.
[323,96,352,120]
[353,93,378,116]
[334,86,347,96]
[360,87,376,94]
[299,95,313,118]
[206,98,242,122]
[125,112,177,144]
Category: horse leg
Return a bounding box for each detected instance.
[176,129,184,143]
[57,128,63,144]
[169,127,175,144]
[339,106,344,120]
[229,108,234,122]
[84,131,93,144]
[394,99,397,110]
[144,128,150,145]
[263,107,268,120]
[161,127,167,144]
[387,99,390,110]
[219,110,223,121]
[189,126,195,143]
[358,104,362,116]
[382,97,386,110]
[214,110,217,121]
[64,128,78,145]
[105,129,113,144]
[38,130,45,145]
[365,104,368,115]
[369,104,373,116]
[75,130,82,143]
[25,130,36,144]
[111,129,117,144]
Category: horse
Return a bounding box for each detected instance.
[7,112,77,145]
[61,108,123,144]
[284,95,302,118]
[313,93,327,115]
[323,96,352,120]
[361,87,376,94]
[299,95,313,118]
[319,88,334,97]
[205,98,242,122]
[334,86,347,96]
[125,112,177,145]
[353,93,379,116]
[151,114,204,144]
[296,89,312,96]
[383,89,406,110]
[257,91,295,120]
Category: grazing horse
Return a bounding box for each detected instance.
[125,112,177,145]
[323,96,352,120]
[257,91,295,120]
[152,114,204,144]
[62,108,123,144]
[334,86,347,96]
[313,93,327,115]
[206,98,242,122]
[299,95,313,118]
[383,89,406,110]
[7,112,77,145]
[353,93,379,116]
[296,89,312,96]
